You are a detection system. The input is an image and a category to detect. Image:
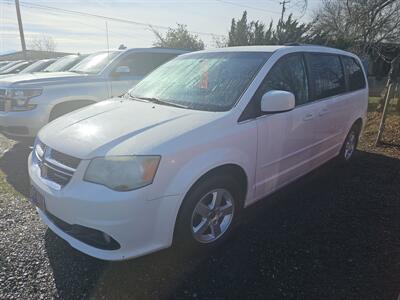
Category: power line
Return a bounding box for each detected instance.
[0,0,225,37]
[214,0,281,15]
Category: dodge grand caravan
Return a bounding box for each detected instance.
[28,45,368,260]
[0,48,186,138]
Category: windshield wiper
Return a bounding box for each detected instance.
[131,96,188,108]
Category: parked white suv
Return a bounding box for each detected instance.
[28,45,368,260]
[0,48,186,138]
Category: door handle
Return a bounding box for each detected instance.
[303,113,314,121]
[319,108,329,116]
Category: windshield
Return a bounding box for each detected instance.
[0,61,29,74]
[43,55,81,72]
[70,51,119,74]
[129,52,271,111]
[0,61,21,72]
[19,60,54,74]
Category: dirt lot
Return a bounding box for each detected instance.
[0,112,399,299]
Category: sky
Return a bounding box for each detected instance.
[0,0,321,54]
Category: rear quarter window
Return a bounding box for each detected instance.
[342,56,366,91]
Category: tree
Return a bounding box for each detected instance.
[228,11,252,46]
[273,14,311,44]
[312,0,400,125]
[151,24,204,51]
[227,11,309,46]
[212,35,228,48]
[311,0,400,58]
[29,34,57,52]
[312,0,400,141]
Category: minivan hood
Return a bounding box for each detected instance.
[38,99,221,159]
[0,72,84,87]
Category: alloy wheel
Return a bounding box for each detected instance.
[344,130,356,160]
[191,188,235,243]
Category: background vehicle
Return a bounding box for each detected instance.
[41,54,87,73]
[0,60,23,72]
[0,61,34,75]
[0,61,11,69]
[19,59,58,74]
[28,45,368,261]
[0,61,33,75]
[0,48,187,138]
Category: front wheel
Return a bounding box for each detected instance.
[174,174,242,253]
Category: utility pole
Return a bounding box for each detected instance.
[15,0,27,59]
[279,0,290,22]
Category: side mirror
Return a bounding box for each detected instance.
[113,65,130,76]
[260,90,295,113]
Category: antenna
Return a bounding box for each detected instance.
[105,21,113,97]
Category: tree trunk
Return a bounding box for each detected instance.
[396,82,400,113]
[377,56,400,112]
[376,83,393,145]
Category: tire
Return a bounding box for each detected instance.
[174,174,243,254]
[337,123,361,163]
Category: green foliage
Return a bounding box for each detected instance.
[152,24,205,51]
[227,11,310,46]
[274,14,311,45]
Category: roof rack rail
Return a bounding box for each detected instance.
[284,42,307,46]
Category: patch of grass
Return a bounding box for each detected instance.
[368,96,400,115]
[359,112,400,158]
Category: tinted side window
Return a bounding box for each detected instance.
[342,56,366,91]
[307,54,345,100]
[117,53,177,76]
[255,54,309,106]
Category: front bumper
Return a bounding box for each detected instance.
[28,153,182,261]
[0,106,48,138]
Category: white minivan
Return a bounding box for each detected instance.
[28,45,368,260]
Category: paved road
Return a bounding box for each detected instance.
[0,137,399,299]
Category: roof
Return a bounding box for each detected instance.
[124,47,190,54]
[205,45,287,52]
[188,45,359,59]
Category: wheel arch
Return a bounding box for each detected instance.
[49,99,96,121]
[170,162,249,245]
[184,163,248,208]
[353,117,363,131]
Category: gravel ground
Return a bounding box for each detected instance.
[0,113,400,300]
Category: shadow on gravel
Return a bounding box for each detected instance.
[42,150,400,300]
[0,141,32,197]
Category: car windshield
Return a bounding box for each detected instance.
[70,51,119,74]
[129,52,271,112]
[19,60,54,73]
[43,55,81,72]
[0,61,29,74]
[0,61,20,72]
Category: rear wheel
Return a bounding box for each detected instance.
[174,174,242,253]
[338,123,361,163]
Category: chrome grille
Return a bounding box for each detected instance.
[51,149,81,169]
[35,142,81,188]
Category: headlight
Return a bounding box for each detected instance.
[84,156,161,191]
[5,88,42,111]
